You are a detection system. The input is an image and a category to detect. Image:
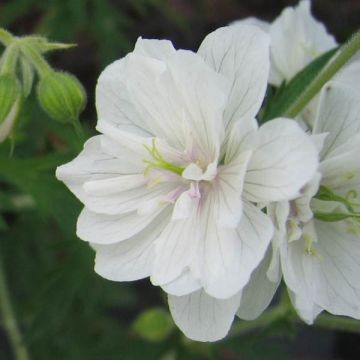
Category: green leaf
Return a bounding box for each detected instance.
[132,307,175,342]
[261,48,338,123]
[0,214,8,230]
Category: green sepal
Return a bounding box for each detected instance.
[260,48,338,123]
[19,56,34,97]
[314,185,354,212]
[314,211,360,222]
[21,35,76,53]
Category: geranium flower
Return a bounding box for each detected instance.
[232,0,338,128]
[56,24,318,341]
[259,61,360,323]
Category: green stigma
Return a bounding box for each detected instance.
[143,139,184,176]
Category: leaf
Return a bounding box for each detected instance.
[0,214,8,230]
[132,307,175,342]
[261,48,338,123]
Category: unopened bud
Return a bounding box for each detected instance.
[0,74,21,142]
[0,74,21,123]
[37,71,86,123]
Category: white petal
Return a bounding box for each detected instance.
[172,188,198,220]
[151,207,201,286]
[126,50,229,160]
[168,290,241,342]
[198,24,270,130]
[95,56,152,137]
[92,209,170,281]
[269,0,337,86]
[333,57,360,92]
[244,118,318,203]
[320,148,360,197]
[282,219,360,320]
[83,174,146,196]
[133,37,176,60]
[288,289,323,324]
[182,163,204,181]
[196,200,273,299]
[237,248,280,320]
[77,206,166,244]
[56,136,142,205]
[314,83,360,159]
[162,270,201,296]
[230,17,270,33]
[214,150,252,228]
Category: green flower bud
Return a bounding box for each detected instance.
[0,74,21,142]
[37,71,86,124]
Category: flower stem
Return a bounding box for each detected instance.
[314,314,360,334]
[284,30,360,118]
[0,257,30,360]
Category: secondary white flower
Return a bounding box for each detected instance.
[269,0,337,86]
[56,24,318,341]
[233,1,337,85]
[263,61,360,324]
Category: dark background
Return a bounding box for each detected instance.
[0,0,359,359]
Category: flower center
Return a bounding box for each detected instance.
[143,139,185,176]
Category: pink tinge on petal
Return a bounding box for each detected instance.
[189,182,201,200]
[163,185,187,204]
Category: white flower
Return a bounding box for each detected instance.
[268,0,337,86]
[233,1,337,128]
[265,61,360,324]
[232,1,337,95]
[56,24,318,341]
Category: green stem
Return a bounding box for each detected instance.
[20,43,52,78]
[0,257,30,360]
[0,44,19,75]
[284,30,360,118]
[314,314,360,334]
[0,29,14,47]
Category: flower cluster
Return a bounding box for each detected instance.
[57,0,360,341]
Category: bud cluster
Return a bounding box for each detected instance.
[0,28,86,144]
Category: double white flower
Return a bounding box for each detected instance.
[56,24,318,341]
[267,61,360,323]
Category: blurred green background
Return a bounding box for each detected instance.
[0,0,359,359]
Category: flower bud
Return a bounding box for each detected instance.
[0,74,21,142]
[37,71,86,124]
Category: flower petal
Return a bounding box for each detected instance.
[244,118,318,203]
[282,219,360,321]
[168,289,241,342]
[237,248,280,320]
[162,270,201,296]
[151,205,201,286]
[77,205,166,244]
[195,200,273,299]
[314,83,360,159]
[198,24,270,130]
[269,0,336,86]
[56,136,142,205]
[92,208,171,281]
[126,49,229,160]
